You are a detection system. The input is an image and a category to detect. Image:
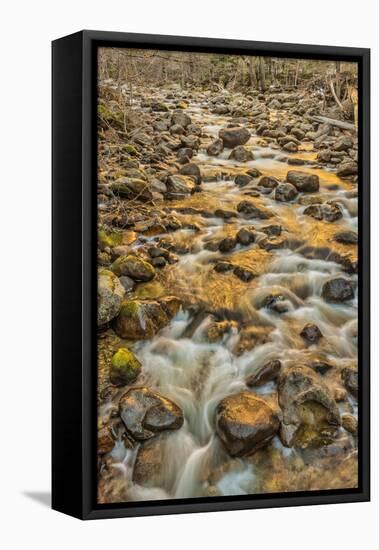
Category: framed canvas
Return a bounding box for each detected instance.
[52,30,370,520]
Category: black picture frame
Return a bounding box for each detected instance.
[52,30,370,520]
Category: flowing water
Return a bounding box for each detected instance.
[98,94,358,502]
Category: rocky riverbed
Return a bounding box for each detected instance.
[97,82,358,503]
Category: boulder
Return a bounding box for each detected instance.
[214,260,234,273]
[246,359,282,387]
[215,392,279,457]
[278,366,341,448]
[321,277,354,302]
[179,163,202,184]
[218,236,237,253]
[237,200,272,219]
[283,141,298,153]
[275,182,298,202]
[342,413,358,435]
[110,348,142,386]
[286,170,320,192]
[303,202,343,222]
[97,269,125,326]
[300,323,323,344]
[98,425,115,455]
[258,176,279,190]
[233,265,255,282]
[234,174,253,187]
[177,147,193,164]
[110,178,153,202]
[219,127,250,148]
[113,297,180,340]
[229,146,254,162]
[207,138,224,156]
[119,387,184,440]
[336,162,358,177]
[333,136,353,152]
[111,255,155,282]
[171,111,192,128]
[334,230,358,244]
[170,123,185,135]
[341,367,358,397]
[166,174,195,195]
[119,275,136,293]
[236,227,255,245]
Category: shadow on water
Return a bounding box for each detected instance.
[23,491,51,508]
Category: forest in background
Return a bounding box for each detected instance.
[98,48,358,124]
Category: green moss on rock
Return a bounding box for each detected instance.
[111,255,156,282]
[110,348,142,386]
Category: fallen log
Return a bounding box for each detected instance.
[312,115,356,131]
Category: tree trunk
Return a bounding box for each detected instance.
[259,57,266,92]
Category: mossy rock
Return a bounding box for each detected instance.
[98,228,124,249]
[122,144,138,156]
[111,255,156,282]
[113,297,179,340]
[110,178,153,202]
[98,103,124,129]
[97,269,125,326]
[110,347,142,386]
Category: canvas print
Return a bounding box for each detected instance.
[96,47,359,504]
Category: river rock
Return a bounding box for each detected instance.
[261,224,282,237]
[119,387,184,440]
[278,365,341,448]
[219,127,250,148]
[300,323,323,344]
[181,135,201,149]
[246,359,282,387]
[341,366,358,397]
[110,177,153,202]
[341,413,358,435]
[215,392,280,457]
[110,348,142,386]
[283,141,298,153]
[113,297,180,340]
[321,277,354,302]
[336,162,358,177]
[214,260,234,273]
[119,275,136,293]
[233,265,255,282]
[258,176,279,190]
[334,230,358,244]
[151,256,166,268]
[236,227,255,245]
[171,111,191,128]
[218,236,237,253]
[177,147,194,164]
[237,200,272,219]
[111,255,155,281]
[286,170,320,192]
[97,269,125,326]
[275,182,298,202]
[207,138,224,156]
[317,150,332,163]
[166,174,195,195]
[179,162,202,184]
[333,136,353,152]
[170,123,185,135]
[304,202,343,222]
[98,425,115,455]
[229,146,254,162]
[235,174,253,187]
